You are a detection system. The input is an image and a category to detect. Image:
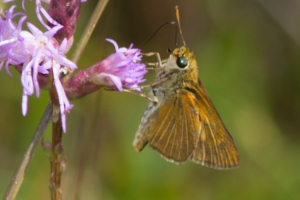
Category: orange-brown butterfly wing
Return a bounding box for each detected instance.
[134,79,239,168]
[190,80,239,169]
[148,90,199,163]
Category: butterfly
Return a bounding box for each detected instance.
[132,6,239,170]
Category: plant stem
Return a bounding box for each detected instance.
[49,83,64,200]
[3,104,52,200]
[47,1,110,199]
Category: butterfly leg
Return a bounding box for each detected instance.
[140,76,169,90]
[142,52,166,68]
[123,88,157,103]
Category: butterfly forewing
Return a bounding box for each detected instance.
[148,90,199,163]
[189,81,239,169]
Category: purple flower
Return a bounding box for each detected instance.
[0,5,76,132]
[1,2,146,133]
[0,6,26,74]
[91,39,147,91]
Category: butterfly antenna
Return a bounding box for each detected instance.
[141,21,176,48]
[175,6,186,46]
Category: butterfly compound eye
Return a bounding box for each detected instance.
[176,57,188,68]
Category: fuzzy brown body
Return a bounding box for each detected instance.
[133,46,239,169]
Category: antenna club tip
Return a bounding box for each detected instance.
[174,6,186,47]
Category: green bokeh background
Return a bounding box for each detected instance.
[1,0,300,199]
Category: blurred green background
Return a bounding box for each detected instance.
[1,0,300,199]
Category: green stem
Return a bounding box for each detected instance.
[3,104,52,200]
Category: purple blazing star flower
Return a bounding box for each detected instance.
[0,6,26,74]
[91,39,147,91]
[0,5,76,132]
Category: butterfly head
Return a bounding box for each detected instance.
[166,46,196,70]
[161,46,198,83]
